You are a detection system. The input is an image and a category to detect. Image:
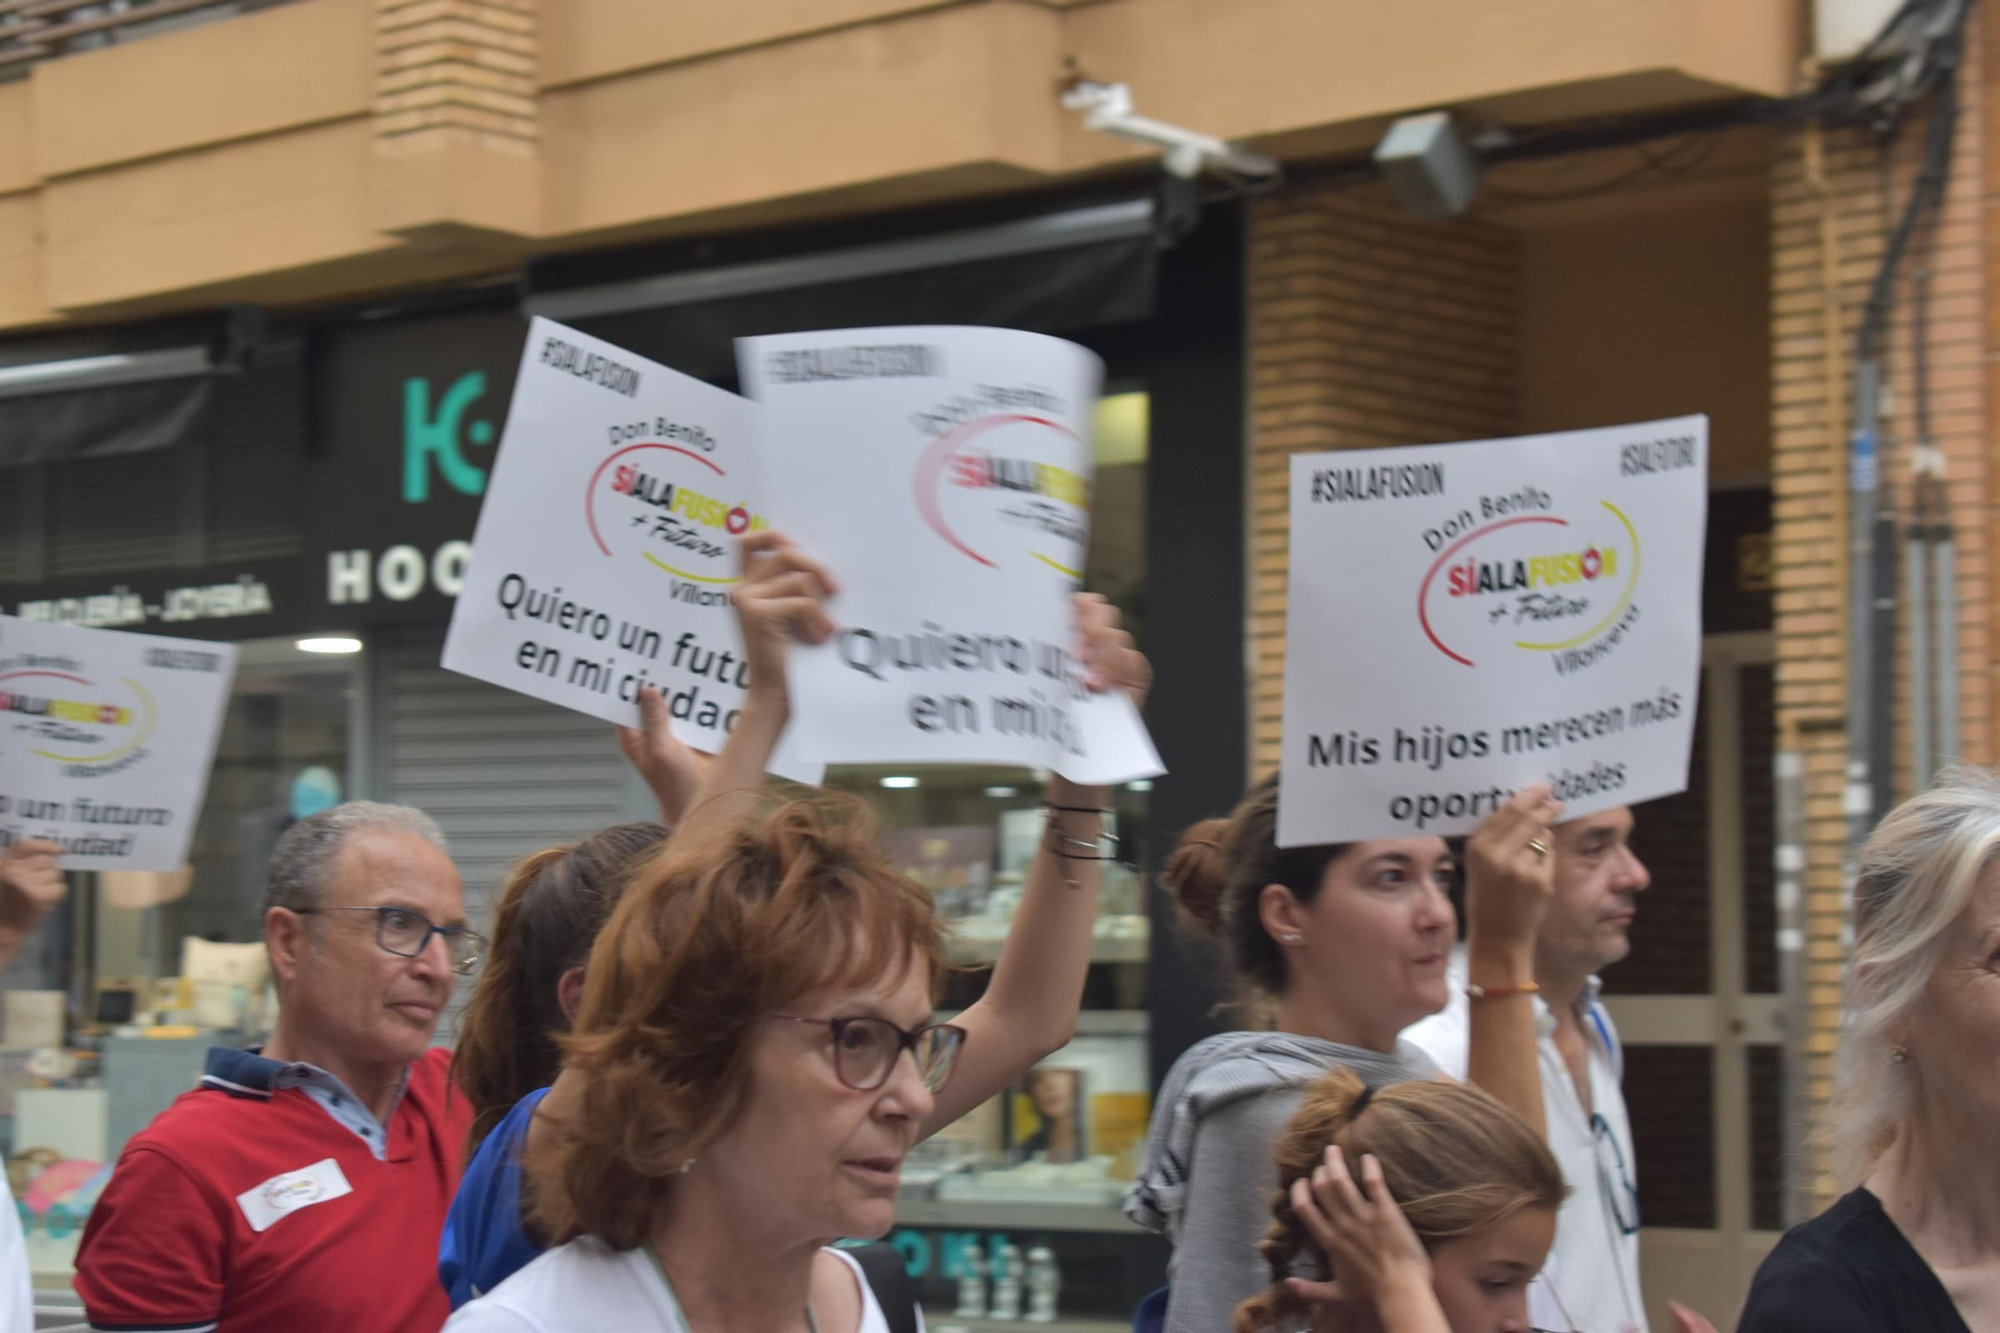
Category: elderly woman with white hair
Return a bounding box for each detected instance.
[1739,768,2000,1332]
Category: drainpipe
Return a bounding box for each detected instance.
[1843,357,1884,930]
[1933,499,1959,768]
[1774,725,1812,1223]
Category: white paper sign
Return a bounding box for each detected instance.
[0,616,237,869]
[441,318,820,781]
[739,326,1162,784]
[1278,416,1707,846]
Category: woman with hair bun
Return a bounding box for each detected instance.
[1740,768,2000,1333]
[1125,774,1561,1333]
[1239,1066,1565,1333]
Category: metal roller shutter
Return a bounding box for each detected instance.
[370,630,645,1042]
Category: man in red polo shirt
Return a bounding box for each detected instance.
[75,801,481,1333]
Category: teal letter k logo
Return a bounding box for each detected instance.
[403,372,494,502]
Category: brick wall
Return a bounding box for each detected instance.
[1247,184,1520,775]
[1769,26,1987,1201]
[375,0,537,152]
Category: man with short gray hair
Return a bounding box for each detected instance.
[76,800,485,1333]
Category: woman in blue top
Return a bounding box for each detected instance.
[440,820,671,1306]
[440,528,1152,1308]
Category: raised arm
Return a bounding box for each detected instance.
[617,688,710,827]
[920,593,1151,1137]
[670,529,837,840]
[1459,786,1561,1138]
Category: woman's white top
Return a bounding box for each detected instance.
[443,1236,923,1333]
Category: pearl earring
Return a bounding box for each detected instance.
[1890,1046,1908,1065]
[1282,932,1305,945]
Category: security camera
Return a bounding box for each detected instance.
[1061,79,1278,181]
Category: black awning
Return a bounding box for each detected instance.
[0,376,213,468]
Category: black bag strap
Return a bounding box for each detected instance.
[847,1242,919,1333]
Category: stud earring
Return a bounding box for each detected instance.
[678,1157,697,1173]
[1890,1046,1908,1065]
[1282,932,1305,945]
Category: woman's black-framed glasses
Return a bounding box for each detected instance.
[294,905,488,975]
[773,1014,967,1093]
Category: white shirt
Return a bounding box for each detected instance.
[0,1169,29,1333]
[444,1237,924,1333]
[1403,951,1648,1333]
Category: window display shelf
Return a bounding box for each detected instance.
[946,932,1148,967]
[924,1315,1130,1333]
[894,1194,1140,1235]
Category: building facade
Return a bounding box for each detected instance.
[0,1,1984,1325]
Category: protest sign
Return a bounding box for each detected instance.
[441,318,819,780]
[0,616,237,870]
[1278,416,1707,846]
[738,326,1162,784]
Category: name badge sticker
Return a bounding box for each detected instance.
[236,1157,354,1233]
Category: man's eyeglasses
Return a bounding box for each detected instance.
[772,1014,966,1093]
[294,905,487,975]
[1593,1111,1642,1235]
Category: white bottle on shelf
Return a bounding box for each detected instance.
[954,1241,988,1320]
[1024,1245,1059,1323]
[989,1242,1023,1321]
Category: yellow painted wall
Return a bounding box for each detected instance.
[539,0,946,88]
[40,121,394,315]
[31,0,371,179]
[0,0,1802,330]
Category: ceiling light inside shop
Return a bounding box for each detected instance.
[296,637,363,654]
[984,786,1019,798]
[880,776,920,789]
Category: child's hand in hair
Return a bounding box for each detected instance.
[732,529,839,704]
[1285,1146,1449,1333]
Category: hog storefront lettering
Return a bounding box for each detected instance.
[1278,416,1707,847]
